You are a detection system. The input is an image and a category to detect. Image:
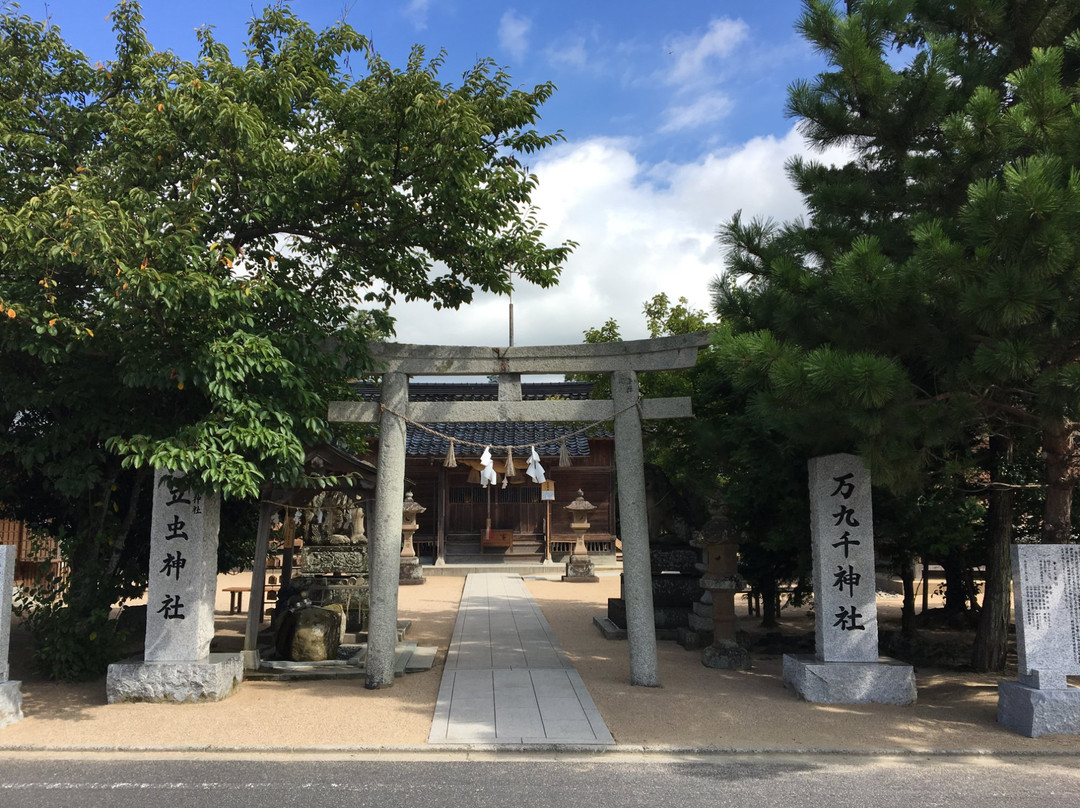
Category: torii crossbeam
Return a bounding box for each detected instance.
[328,332,711,689]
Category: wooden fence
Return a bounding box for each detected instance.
[0,517,63,586]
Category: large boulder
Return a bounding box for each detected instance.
[275,604,342,662]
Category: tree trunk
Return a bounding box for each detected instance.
[1041,418,1078,544]
[972,433,1014,672]
[941,548,968,625]
[760,577,778,629]
[899,555,917,639]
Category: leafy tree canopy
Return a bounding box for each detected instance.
[0,0,571,503]
[713,0,1080,493]
[0,1,572,677]
[710,0,1080,664]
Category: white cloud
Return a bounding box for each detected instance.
[403,0,432,30]
[652,18,751,135]
[665,18,749,85]
[388,127,851,353]
[660,91,734,133]
[498,10,531,62]
[546,36,588,70]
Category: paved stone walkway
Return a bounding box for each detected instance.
[428,573,614,745]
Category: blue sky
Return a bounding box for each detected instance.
[23,1,843,347]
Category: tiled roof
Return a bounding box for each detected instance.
[405,422,603,458]
[349,381,610,457]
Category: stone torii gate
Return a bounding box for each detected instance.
[328,332,711,689]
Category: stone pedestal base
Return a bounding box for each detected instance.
[106,653,243,704]
[998,680,1080,738]
[593,616,627,640]
[301,547,367,576]
[677,627,712,650]
[563,555,599,582]
[782,654,916,705]
[399,557,426,585]
[0,680,24,728]
[702,639,751,670]
[688,605,714,632]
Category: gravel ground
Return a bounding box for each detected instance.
[1,571,1078,753]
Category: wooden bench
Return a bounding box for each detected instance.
[222,585,280,616]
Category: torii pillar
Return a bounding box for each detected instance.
[329,332,711,688]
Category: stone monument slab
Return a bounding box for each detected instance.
[1011,544,1080,680]
[144,470,220,661]
[0,545,24,727]
[809,453,878,662]
[108,471,243,702]
[997,543,1080,737]
[783,454,915,705]
[0,544,13,682]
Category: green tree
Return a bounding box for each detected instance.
[576,295,813,628]
[712,0,1080,669]
[0,2,571,678]
[572,294,715,498]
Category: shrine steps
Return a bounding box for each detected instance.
[421,556,621,577]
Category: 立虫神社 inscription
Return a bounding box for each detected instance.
[145,474,216,661]
[106,470,242,703]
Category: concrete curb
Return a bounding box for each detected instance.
[0,744,1077,758]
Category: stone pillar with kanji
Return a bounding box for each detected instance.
[782,454,915,704]
[106,469,243,703]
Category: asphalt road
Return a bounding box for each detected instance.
[0,754,1077,808]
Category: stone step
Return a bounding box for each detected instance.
[394,642,419,677]
[405,646,438,672]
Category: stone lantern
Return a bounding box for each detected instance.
[697,495,750,669]
[399,491,426,585]
[562,489,599,583]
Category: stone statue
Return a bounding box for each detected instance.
[349,498,366,544]
[305,491,362,546]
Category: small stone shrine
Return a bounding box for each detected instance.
[782,453,915,704]
[290,490,370,634]
[0,545,24,728]
[606,543,703,637]
[563,490,600,582]
[107,470,243,702]
[998,544,1080,737]
[605,468,704,638]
